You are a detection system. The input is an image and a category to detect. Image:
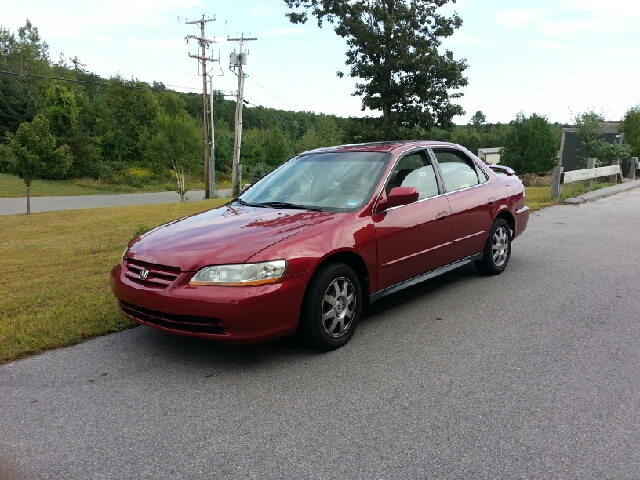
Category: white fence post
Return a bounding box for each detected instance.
[610,160,620,185]
[584,158,596,188]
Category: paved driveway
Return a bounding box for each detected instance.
[0,189,232,215]
[1,189,639,479]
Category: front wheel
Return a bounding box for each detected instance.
[475,218,511,275]
[299,263,362,351]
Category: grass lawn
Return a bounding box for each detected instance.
[0,181,612,364]
[0,172,232,198]
[0,198,228,364]
[524,182,608,211]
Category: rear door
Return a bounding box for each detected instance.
[373,149,452,291]
[429,148,495,262]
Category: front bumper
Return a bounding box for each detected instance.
[110,264,312,343]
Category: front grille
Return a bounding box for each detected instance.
[119,301,224,335]
[124,259,181,290]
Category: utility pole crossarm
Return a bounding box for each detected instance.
[185,17,216,25]
[188,54,216,61]
[186,35,218,44]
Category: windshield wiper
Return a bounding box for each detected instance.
[233,198,267,208]
[258,201,324,212]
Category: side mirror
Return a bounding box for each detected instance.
[242,183,252,192]
[377,187,419,211]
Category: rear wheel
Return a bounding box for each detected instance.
[299,263,362,350]
[475,218,511,275]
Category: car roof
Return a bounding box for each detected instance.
[304,140,457,155]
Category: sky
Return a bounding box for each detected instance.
[2,0,640,125]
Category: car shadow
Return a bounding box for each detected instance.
[360,263,480,322]
[123,263,484,368]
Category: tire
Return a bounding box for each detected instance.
[299,263,362,351]
[475,218,511,275]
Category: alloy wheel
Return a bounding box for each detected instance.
[321,277,356,337]
[492,226,509,267]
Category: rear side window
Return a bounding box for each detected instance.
[432,150,485,193]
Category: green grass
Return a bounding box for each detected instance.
[0,173,232,198]
[0,198,228,364]
[525,182,609,211]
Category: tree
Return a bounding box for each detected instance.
[0,143,15,172]
[262,128,294,166]
[5,115,72,213]
[500,112,557,174]
[96,78,159,170]
[574,111,631,167]
[468,111,487,132]
[213,119,234,174]
[283,0,468,131]
[144,111,202,201]
[620,105,640,158]
[42,82,79,140]
[0,20,51,135]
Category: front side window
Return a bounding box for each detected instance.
[240,151,390,211]
[432,149,484,193]
[385,151,439,199]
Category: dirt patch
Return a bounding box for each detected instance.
[520,173,552,187]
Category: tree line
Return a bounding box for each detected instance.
[2,19,639,197]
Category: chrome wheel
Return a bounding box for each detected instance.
[492,226,509,267]
[321,277,356,337]
[476,218,511,275]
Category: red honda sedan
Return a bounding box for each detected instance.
[110,141,529,350]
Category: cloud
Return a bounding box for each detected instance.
[127,0,203,12]
[127,38,188,52]
[494,1,640,37]
[444,32,494,47]
[251,5,277,16]
[260,27,306,36]
[494,8,547,31]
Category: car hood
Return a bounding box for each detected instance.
[126,204,336,271]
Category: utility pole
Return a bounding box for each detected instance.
[209,75,216,197]
[228,34,257,196]
[186,14,217,199]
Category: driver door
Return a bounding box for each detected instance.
[373,150,452,291]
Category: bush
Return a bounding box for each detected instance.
[114,167,154,187]
[501,112,558,174]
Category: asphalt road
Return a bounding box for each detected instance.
[0,189,232,215]
[1,189,639,479]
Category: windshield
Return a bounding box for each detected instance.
[239,151,390,211]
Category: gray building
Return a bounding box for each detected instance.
[477,147,502,165]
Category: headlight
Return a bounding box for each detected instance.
[189,260,287,286]
[121,246,128,263]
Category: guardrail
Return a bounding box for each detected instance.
[551,159,630,199]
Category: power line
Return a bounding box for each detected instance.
[0,69,200,91]
[246,76,293,110]
[72,54,194,79]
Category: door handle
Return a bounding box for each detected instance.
[436,211,448,221]
[487,197,495,206]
